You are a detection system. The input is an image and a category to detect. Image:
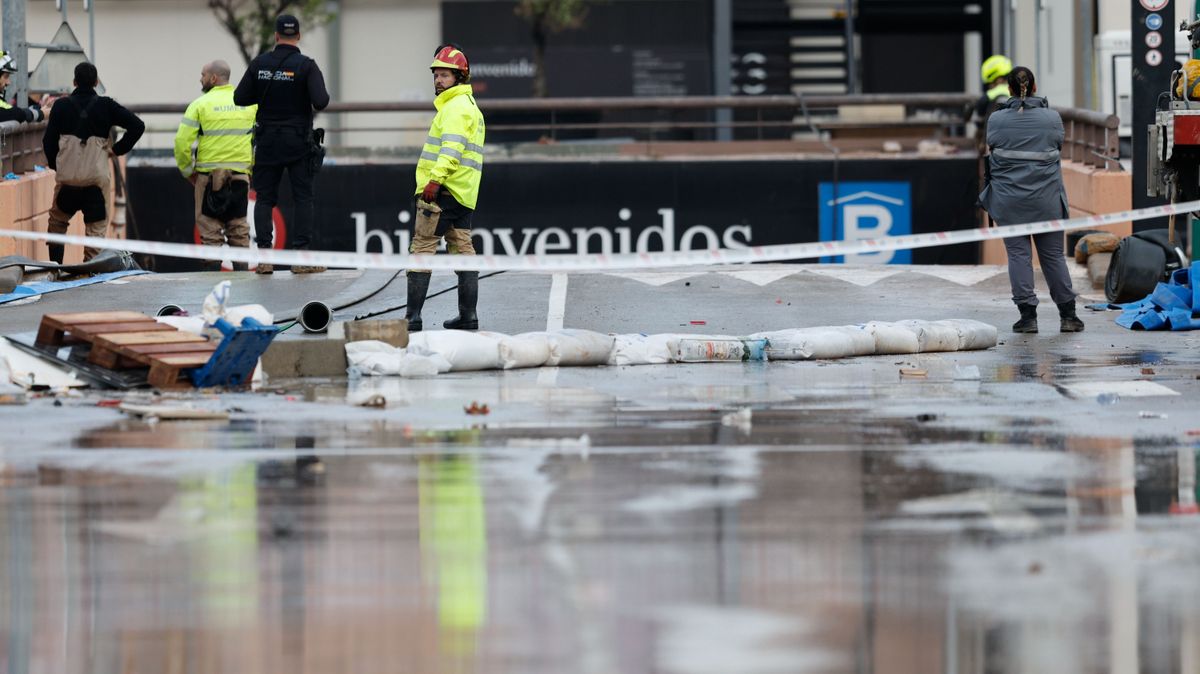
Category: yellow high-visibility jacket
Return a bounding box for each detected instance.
[174,84,256,177]
[415,84,485,209]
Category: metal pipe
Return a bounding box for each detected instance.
[299,301,333,333]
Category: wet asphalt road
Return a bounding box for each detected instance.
[2,265,1200,674]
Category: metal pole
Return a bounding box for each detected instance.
[1079,0,1094,109]
[326,0,342,146]
[844,0,856,93]
[1034,0,1043,77]
[58,0,67,23]
[712,0,732,141]
[87,0,96,62]
[2,0,29,107]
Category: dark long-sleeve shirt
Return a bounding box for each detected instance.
[234,44,329,129]
[0,100,41,124]
[42,87,145,170]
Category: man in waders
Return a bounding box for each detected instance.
[406,44,486,332]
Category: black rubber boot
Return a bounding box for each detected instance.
[47,244,64,265]
[1058,300,1085,332]
[1013,303,1038,333]
[443,271,479,331]
[405,271,431,332]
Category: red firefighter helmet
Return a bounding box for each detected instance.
[430,45,470,82]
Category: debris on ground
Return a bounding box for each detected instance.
[720,408,752,430]
[464,401,490,415]
[900,368,928,378]
[117,403,230,421]
[359,394,387,409]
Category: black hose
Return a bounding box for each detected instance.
[270,269,402,325]
[353,271,507,320]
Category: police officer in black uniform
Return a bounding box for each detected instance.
[234,14,330,274]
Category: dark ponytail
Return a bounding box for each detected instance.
[1008,66,1035,100]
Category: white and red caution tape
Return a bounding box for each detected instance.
[2,200,1196,272]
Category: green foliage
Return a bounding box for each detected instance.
[207,0,336,65]
[514,0,589,33]
[514,0,590,96]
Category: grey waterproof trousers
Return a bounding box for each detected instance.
[1003,231,1077,306]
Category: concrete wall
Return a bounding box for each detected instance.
[980,160,1132,265]
[3,0,440,150]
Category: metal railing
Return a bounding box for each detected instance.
[0,120,47,174]
[1059,107,1122,170]
[1,95,1121,171]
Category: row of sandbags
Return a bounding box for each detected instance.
[345,319,998,377]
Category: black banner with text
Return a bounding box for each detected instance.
[126,158,981,272]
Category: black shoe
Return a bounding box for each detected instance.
[406,271,431,333]
[47,243,64,265]
[1013,303,1038,333]
[1058,300,1085,332]
[443,271,479,330]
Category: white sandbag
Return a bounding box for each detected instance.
[490,332,552,370]
[898,320,961,352]
[864,321,920,354]
[397,353,450,377]
[407,330,504,372]
[670,337,769,362]
[935,319,998,351]
[753,326,874,360]
[345,340,452,377]
[346,340,404,376]
[609,333,676,366]
[538,329,615,367]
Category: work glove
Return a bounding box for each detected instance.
[421,180,441,203]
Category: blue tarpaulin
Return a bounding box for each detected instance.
[0,270,150,306]
[1088,262,1200,330]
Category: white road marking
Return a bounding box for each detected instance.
[547,273,568,332]
[803,267,905,287]
[605,271,707,286]
[913,266,1005,286]
[718,270,801,286]
[537,367,560,386]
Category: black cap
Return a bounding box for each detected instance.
[276,14,300,37]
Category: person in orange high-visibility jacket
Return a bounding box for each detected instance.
[407,43,486,332]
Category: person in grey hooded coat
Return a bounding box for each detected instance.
[978,66,1084,334]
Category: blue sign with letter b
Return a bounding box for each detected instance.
[818,182,912,264]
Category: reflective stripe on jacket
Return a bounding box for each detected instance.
[978,96,1069,226]
[174,85,257,177]
[415,84,485,209]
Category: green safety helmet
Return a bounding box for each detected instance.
[981,55,1012,84]
[0,51,16,74]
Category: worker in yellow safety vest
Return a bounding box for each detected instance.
[971,55,1012,150]
[174,60,257,270]
[406,43,486,332]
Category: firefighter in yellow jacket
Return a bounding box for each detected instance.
[407,44,486,332]
[174,60,257,271]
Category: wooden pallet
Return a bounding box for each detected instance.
[35,311,216,389]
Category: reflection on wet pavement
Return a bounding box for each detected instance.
[2,360,1199,673]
